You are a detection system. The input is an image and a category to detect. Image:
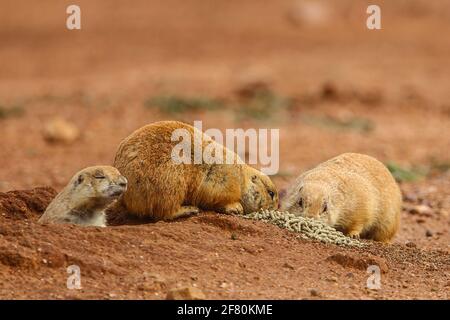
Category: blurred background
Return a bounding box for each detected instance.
[0,0,449,190]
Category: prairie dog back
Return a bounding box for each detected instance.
[113,121,278,221]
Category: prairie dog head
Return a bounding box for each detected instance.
[280,181,338,226]
[69,166,128,207]
[241,167,278,213]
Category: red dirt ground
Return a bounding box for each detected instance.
[0,0,449,299]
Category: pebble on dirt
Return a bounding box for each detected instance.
[166,286,206,300]
[309,288,320,297]
[405,204,434,217]
[42,118,80,144]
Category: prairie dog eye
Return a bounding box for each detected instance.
[298,198,304,208]
[322,202,328,213]
[268,190,275,199]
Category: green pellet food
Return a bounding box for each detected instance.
[242,209,365,247]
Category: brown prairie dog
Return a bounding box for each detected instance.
[112,121,278,221]
[39,166,128,227]
[280,153,402,242]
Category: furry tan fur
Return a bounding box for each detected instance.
[113,121,278,220]
[39,166,127,227]
[280,153,401,242]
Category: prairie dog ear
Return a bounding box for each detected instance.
[251,175,258,183]
[93,169,106,179]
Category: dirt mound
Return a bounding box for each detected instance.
[106,200,156,226]
[0,246,38,270]
[0,184,448,299]
[326,253,389,273]
[194,214,263,236]
[0,187,56,220]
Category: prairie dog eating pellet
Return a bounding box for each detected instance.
[112,121,278,221]
[280,153,401,242]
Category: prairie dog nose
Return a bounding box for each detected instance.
[118,176,128,188]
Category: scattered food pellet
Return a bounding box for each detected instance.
[405,241,417,248]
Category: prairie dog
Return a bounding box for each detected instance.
[113,121,278,220]
[280,153,401,242]
[39,166,127,227]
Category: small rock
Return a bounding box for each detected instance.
[327,253,389,273]
[309,289,319,297]
[0,181,11,193]
[235,80,271,99]
[142,273,166,290]
[321,82,340,101]
[346,272,354,278]
[325,276,338,283]
[438,209,449,218]
[409,204,433,217]
[166,287,206,300]
[403,193,418,203]
[283,262,295,270]
[286,0,331,28]
[425,230,433,237]
[42,118,80,144]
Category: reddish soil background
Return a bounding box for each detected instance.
[0,0,449,299]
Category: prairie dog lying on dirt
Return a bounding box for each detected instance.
[280,153,402,242]
[113,121,278,221]
[39,166,127,227]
